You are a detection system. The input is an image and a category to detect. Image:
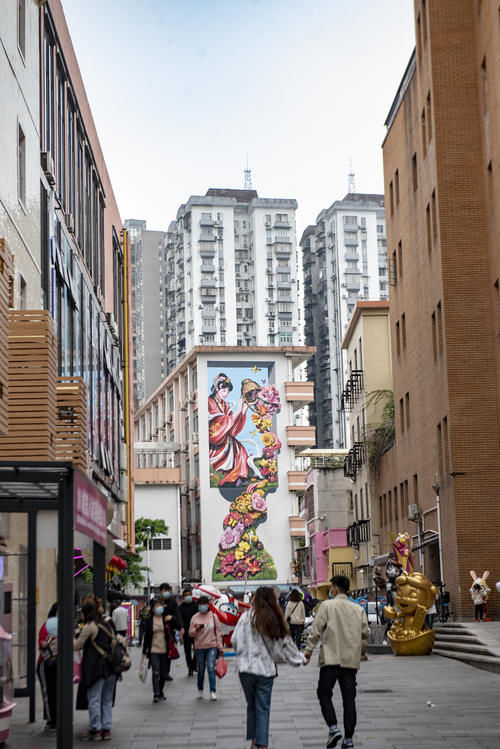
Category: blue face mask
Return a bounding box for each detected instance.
[154,606,164,616]
[198,604,209,613]
[46,616,58,637]
[328,591,335,600]
[184,596,193,604]
[162,591,171,599]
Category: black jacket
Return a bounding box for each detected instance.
[179,600,198,631]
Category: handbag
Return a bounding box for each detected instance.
[138,657,148,683]
[168,638,180,660]
[215,655,227,679]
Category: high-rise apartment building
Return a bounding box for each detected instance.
[301,194,387,449]
[125,220,167,405]
[378,0,500,617]
[163,189,300,374]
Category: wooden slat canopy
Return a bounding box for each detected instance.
[56,376,88,471]
[0,238,14,436]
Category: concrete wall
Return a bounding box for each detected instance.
[135,484,181,590]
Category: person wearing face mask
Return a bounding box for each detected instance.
[303,576,370,749]
[179,587,198,675]
[141,598,175,703]
[158,583,184,682]
[37,603,58,732]
[188,596,224,700]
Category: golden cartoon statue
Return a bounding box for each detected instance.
[383,572,439,656]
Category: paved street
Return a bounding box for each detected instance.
[9,644,500,749]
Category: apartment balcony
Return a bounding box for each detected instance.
[55,376,88,472]
[199,217,214,226]
[345,276,361,291]
[199,235,216,243]
[286,425,316,447]
[288,515,305,536]
[288,471,307,492]
[274,221,291,229]
[200,278,216,288]
[344,236,359,246]
[200,247,216,257]
[340,369,364,412]
[284,381,314,407]
[347,519,371,547]
[343,442,366,481]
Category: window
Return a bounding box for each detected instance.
[421,108,427,158]
[18,0,26,59]
[395,169,400,204]
[405,392,410,429]
[426,92,432,143]
[389,180,394,215]
[398,240,403,278]
[431,311,437,360]
[379,495,384,528]
[344,215,358,226]
[400,397,405,433]
[431,190,437,244]
[437,301,443,353]
[17,123,26,206]
[359,487,364,520]
[437,423,443,474]
[401,313,407,349]
[442,416,449,471]
[394,486,399,522]
[426,203,432,253]
[152,538,172,551]
[413,474,419,505]
[412,153,418,190]
[388,490,393,526]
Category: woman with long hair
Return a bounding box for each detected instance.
[284,589,306,650]
[37,603,58,732]
[232,587,304,749]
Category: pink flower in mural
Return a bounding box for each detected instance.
[251,493,267,512]
[260,384,281,415]
[219,557,236,576]
[220,523,244,550]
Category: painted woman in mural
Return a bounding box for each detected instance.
[208,373,250,486]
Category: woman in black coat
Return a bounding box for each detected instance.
[141,598,178,703]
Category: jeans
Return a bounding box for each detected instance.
[150,652,169,697]
[184,635,196,672]
[239,672,274,747]
[195,647,217,692]
[317,665,357,739]
[88,674,116,733]
[289,623,304,650]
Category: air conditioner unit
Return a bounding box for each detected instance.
[192,432,199,444]
[64,212,75,235]
[408,503,419,521]
[41,151,56,185]
[167,413,173,424]
[341,283,347,287]
[179,400,188,411]
[198,304,204,309]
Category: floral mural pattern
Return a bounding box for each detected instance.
[209,367,281,581]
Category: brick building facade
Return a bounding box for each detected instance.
[379,0,500,618]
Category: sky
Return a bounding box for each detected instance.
[61,0,415,238]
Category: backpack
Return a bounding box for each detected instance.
[91,622,131,675]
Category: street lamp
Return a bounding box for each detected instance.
[432,484,444,585]
[146,525,151,603]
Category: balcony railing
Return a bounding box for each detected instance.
[340,369,364,412]
[347,519,371,547]
[343,441,365,480]
[331,561,354,579]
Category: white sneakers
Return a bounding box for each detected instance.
[210,692,217,701]
[197,689,217,700]
[197,690,203,699]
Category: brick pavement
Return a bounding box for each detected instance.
[9,647,500,749]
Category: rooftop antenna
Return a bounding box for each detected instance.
[244,154,252,189]
[348,159,356,193]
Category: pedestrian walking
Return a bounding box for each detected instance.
[141,598,176,703]
[231,586,304,749]
[158,582,184,681]
[37,603,58,733]
[470,583,487,621]
[138,603,149,646]
[111,598,128,638]
[285,589,306,650]
[179,587,198,675]
[188,595,224,701]
[304,575,370,749]
[74,600,119,742]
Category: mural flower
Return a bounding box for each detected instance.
[220,523,244,550]
[251,493,267,512]
[212,367,282,582]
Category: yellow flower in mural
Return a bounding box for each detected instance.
[235,495,252,513]
[261,433,276,447]
[238,541,251,554]
[234,548,245,560]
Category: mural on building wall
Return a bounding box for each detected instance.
[208,363,281,581]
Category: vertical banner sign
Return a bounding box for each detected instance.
[74,470,107,547]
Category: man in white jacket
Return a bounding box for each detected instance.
[304,575,370,749]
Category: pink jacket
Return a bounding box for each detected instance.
[189,611,223,651]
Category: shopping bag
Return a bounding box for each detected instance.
[73,652,82,684]
[168,639,180,660]
[215,655,227,679]
[138,657,148,684]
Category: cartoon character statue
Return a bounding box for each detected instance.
[385,558,403,608]
[193,585,250,648]
[391,532,414,574]
[383,571,439,655]
[469,570,491,621]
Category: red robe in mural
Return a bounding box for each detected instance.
[208,395,249,485]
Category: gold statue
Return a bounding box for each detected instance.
[383,572,439,656]
[240,379,263,410]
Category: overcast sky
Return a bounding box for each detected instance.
[61,0,415,237]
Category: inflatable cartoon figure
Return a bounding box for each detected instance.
[193,585,250,647]
[383,572,439,655]
[469,570,491,621]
